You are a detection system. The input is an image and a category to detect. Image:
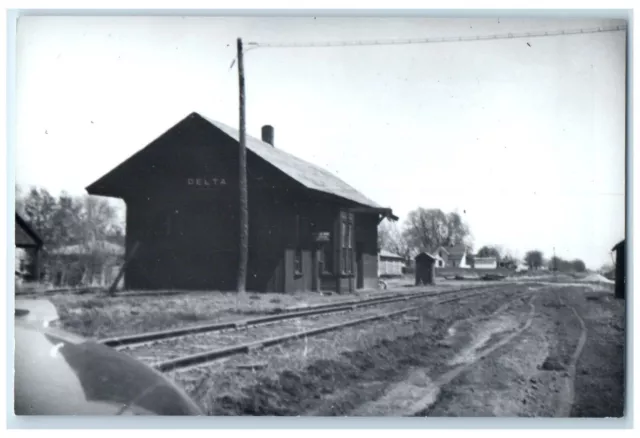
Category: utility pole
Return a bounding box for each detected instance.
[236,37,248,294]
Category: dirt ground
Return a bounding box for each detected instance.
[367,284,625,418]
[444,286,621,417]
[24,279,623,417]
[567,289,626,417]
[169,285,525,415]
[166,283,624,417]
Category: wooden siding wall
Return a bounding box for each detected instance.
[125,194,239,290]
[355,214,379,290]
[379,258,404,276]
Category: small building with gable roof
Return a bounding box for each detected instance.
[15,213,44,282]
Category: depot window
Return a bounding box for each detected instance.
[340,212,354,275]
[294,214,303,276]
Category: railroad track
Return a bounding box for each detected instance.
[101,282,513,349]
[111,283,522,373]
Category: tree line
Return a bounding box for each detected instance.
[16,187,590,286]
[15,185,125,285]
[16,185,125,249]
[377,207,587,272]
[521,250,586,272]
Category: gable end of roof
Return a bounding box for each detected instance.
[15,214,43,247]
[86,112,388,212]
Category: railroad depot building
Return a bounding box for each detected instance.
[86,112,396,294]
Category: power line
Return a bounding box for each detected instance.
[229,24,626,69]
[245,24,627,51]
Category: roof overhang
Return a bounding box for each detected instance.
[348,207,398,222]
[15,214,43,248]
[612,239,626,252]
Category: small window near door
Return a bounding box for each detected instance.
[341,212,354,275]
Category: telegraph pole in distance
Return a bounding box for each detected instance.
[236,37,248,294]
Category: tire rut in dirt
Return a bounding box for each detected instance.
[183,287,524,416]
[412,297,538,417]
[563,288,625,418]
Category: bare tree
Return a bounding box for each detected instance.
[570,259,587,273]
[500,251,518,269]
[547,256,587,273]
[16,185,125,286]
[524,250,544,270]
[76,195,122,243]
[378,220,410,259]
[445,211,471,248]
[402,208,472,255]
[476,245,502,259]
[18,186,59,247]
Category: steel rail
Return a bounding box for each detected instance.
[152,287,505,373]
[101,283,509,348]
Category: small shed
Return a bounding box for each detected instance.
[378,250,405,277]
[415,252,436,286]
[612,239,626,300]
[15,214,43,281]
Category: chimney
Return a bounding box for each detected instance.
[261,125,274,146]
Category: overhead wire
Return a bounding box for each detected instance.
[247,24,627,50]
[229,24,627,69]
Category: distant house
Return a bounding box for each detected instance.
[15,214,43,282]
[442,244,470,268]
[433,247,448,268]
[48,239,125,288]
[378,250,405,278]
[474,256,498,269]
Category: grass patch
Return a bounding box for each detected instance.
[47,290,372,338]
[44,285,471,338]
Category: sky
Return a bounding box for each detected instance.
[14,16,627,269]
